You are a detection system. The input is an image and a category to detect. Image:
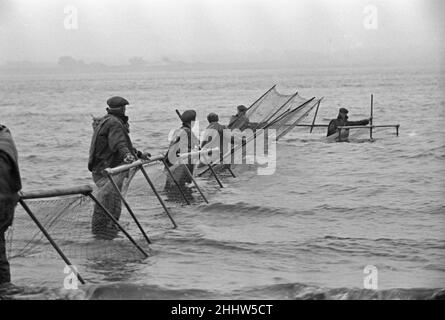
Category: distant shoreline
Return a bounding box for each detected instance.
[0,62,443,75]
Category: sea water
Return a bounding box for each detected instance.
[0,65,444,299]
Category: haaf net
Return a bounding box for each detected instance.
[246,86,311,125]
[6,158,215,262]
[215,94,320,168]
[6,169,147,261]
[271,97,322,139]
[194,89,321,177]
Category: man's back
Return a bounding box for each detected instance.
[229,114,250,130]
[88,114,133,172]
[0,125,21,201]
[0,124,21,285]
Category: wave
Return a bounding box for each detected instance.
[5,282,443,300]
[242,283,445,300]
[158,236,260,254]
[200,201,297,217]
[88,282,445,300]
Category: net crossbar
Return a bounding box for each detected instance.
[7,179,149,269]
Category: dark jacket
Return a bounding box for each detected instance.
[229,113,263,131]
[201,122,227,148]
[165,123,199,167]
[88,114,135,173]
[327,117,370,137]
[201,122,232,162]
[228,113,250,130]
[0,125,22,201]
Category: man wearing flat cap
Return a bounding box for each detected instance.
[327,107,371,140]
[228,105,251,130]
[228,105,263,131]
[88,96,150,239]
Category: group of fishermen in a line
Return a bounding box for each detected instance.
[0,96,370,287]
[87,98,259,240]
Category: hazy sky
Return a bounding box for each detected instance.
[0,0,443,66]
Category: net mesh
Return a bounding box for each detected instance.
[273,98,321,139]
[6,160,217,262]
[6,170,147,261]
[246,87,310,125]
[195,90,321,176]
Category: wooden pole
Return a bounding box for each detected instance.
[337,125,400,130]
[207,164,224,188]
[105,173,151,245]
[19,199,86,285]
[20,185,93,200]
[161,159,191,205]
[175,109,183,121]
[267,97,315,129]
[309,99,322,133]
[248,85,276,111]
[104,155,164,176]
[87,193,149,258]
[228,85,276,129]
[261,91,299,125]
[226,166,236,178]
[138,166,178,229]
[182,163,209,203]
[370,94,374,141]
[276,98,318,140]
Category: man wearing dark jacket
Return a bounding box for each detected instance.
[88,96,149,239]
[165,110,199,190]
[0,124,22,285]
[327,108,371,140]
[201,113,231,162]
[228,105,265,131]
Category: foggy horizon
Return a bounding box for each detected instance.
[0,0,444,68]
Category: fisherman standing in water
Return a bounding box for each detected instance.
[228,105,265,131]
[88,96,150,240]
[327,108,371,141]
[165,110,199,191]
[201,113,232,164]
[0,124,21,286]
[228,105,252,130]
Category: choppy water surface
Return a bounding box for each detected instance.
[0,66,444,299]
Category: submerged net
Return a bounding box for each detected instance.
[6,170,148,261]
[6,159,216,263]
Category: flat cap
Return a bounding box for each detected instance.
[107,96,129,108]
[339,107,349,114]
[207,112,219,123]
[237,105,248,112]
[181,110,196,123]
